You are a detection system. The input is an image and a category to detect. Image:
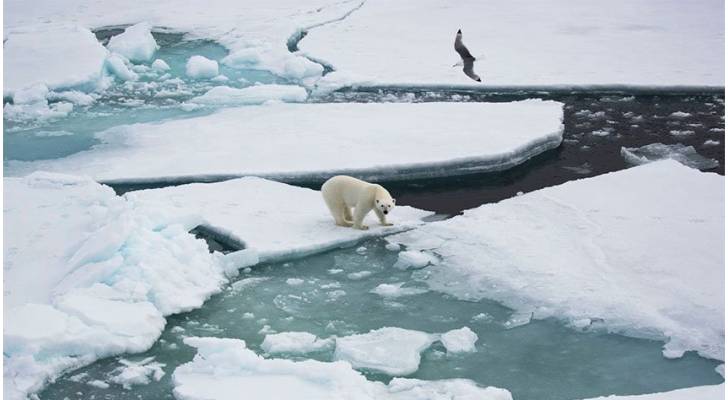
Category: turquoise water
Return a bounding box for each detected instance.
[38,239,723,400]
[3,31,286,161]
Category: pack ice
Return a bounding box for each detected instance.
[6,100,564,183]
[172,337,513,400]
[389,161,725,361]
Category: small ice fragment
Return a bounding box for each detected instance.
[516,191,524,196]
[716,364,725,378]
[242,312,255,319]
[211,74,229,82]
[440,327,478,353]
[503,311,532,329]
[669,129,695,137]
[105,54,138,81]
[261,331,333,354]
[87,380,110,389]
[621,143,719,170]
[562,162,592,175]
[186,55,219,79]
[355,246,367,254]
[393,251,437,270]
[328,268,344,274]
[231,277,270,292]
[703,139,721,147]
[151,59,170,71]
[346,271,372,280]
[370,282,427,298]
[258,325,275,335]
[669,111,691,118]
[170,326,185,333]
[471,313,494,323]
[571,318,591,329]
[385,242,401,251]
[110,357,165,389]
[286,278,304,286]
[327,290,347,301]
[107,22,159,63]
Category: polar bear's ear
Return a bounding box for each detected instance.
[376,199,380,204]
[392,198,396,204]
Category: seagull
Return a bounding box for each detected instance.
[453,29,482,82]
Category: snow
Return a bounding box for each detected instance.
[188,84,308,106]
[334,327,436,375]
[173,337,512,400]
[579,384,724,400]
[106,22,159,63]
[2,172,248,400]
[186,55,219,79]
[393,250,438,270]
[389,161,725,361]
[300,0,724,89]
[3,26,109,96]
[440,327,478,353]
[621,143,720,170]
[261,332,334,354]
[126,177,431,262]
[109,357,166,389]
[6,100,564,183]
[370,283,428,298]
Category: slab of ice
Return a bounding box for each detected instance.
[334,327,436,375]
[186,55,219,79]
[389,161,725,361]
[106,22,159,63]
[3,26,108,96]
[173,337,512,400]
[621,143,720,170]
[109,357,166,389]
[126,177,432,262]
[261,332,333,354]
[440,327,478,353]
[300,0,724,88]
[370,283,428,298]
[579,384,724,400]
[393,250,438,270]
[6,100,564,183]
[151,59,171,71]
[3,172,242,400]
[188,84,308,106]
[105,54,139,81]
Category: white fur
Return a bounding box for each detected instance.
[321,175,396,230]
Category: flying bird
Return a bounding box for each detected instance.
[453,29,481,82]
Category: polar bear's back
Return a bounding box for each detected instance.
[321,175,374,207]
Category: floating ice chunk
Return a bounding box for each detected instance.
[106,54,139,81]
[347,271,373,280]
[174,337,511,400]
[186,55,219,79]
[669,129,695,137]
[562,162,592,175]
[621,143,719,170]
[87,380,110,389]
[231,277,271,292]
[151,59,171,71]
[189,85,308,105]
[3,100,74,123]
[356,246,367,254]
[107,22,159,63]
[669,111,692,118]
[370,283,428,298]
[286,278,305,286]
[261,332,333,354]
[110,357,166,389]
[503,311,533,329]
[716,364,725,378]
[13,84,49,104]
[590,128,613,136]
[393,251,437,270]
[3,27,108,96]
[385,243,401,252]
[334,327,436,375]
[211,74,230,82]
[703,139,721,147]
[48,90,95,106]
[440,327,478,353]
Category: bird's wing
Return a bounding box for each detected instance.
[463,58,481,82]
[454,33,475,60]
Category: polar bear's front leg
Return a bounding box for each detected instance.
[374,207,393,226]
[352,201,371,230]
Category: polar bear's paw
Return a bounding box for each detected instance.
[354,224,369,230]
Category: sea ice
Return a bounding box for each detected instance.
[186,55,219,79]
[389,161,725,361]
[106,22,159,63]
[261,332,333,354]
[334,327,436,375]
[6,100,564,184]
[440,327,478,353]
[621,143,719,170]
[109,357,166,389]
[370,283,428,298]
[393,250,438,270]
[579,384,724,400]
[173,337,512,400]
[151,59,171,71]
[188,84,308,106]
[105,54,139,81]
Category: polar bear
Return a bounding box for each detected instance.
[321,175,396,230]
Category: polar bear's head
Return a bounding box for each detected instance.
[375,196,396,215]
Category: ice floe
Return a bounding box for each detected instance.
[186,55,219,79]
[173,337,512,400]
[261,332,334,354]
[106,22,159,63]
[6,100,564,183]
[389,161,725,361]
[109,357,166,389]
[301,0,724,88]
[188,84,308,106]
[333,327,436,375]
[440,327,478,353]
[393,250,438,270]
[579,384,724,400]
[621,143,720,170]
[370,283,428,298]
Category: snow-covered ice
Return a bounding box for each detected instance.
[173,337,512,400]
[393,250,438,270]
[151,59,171,71]
[389,161,725,361]
[621,143,720,170]
[261,332,334,354]
[188,84,308,106]
[2,172,249,400]
[579,384,724,400]
[440,327,478,353]
[105,54,138,81]
[301,0,724,89]
[334,327,436,375]
[109,357,166,389]
[126,177,432,262]
[106,22,159,63]
[370,283,428,298]
[186,55,219,79]
[6,100,564,183]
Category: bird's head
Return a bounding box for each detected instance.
[457,29,462,34]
